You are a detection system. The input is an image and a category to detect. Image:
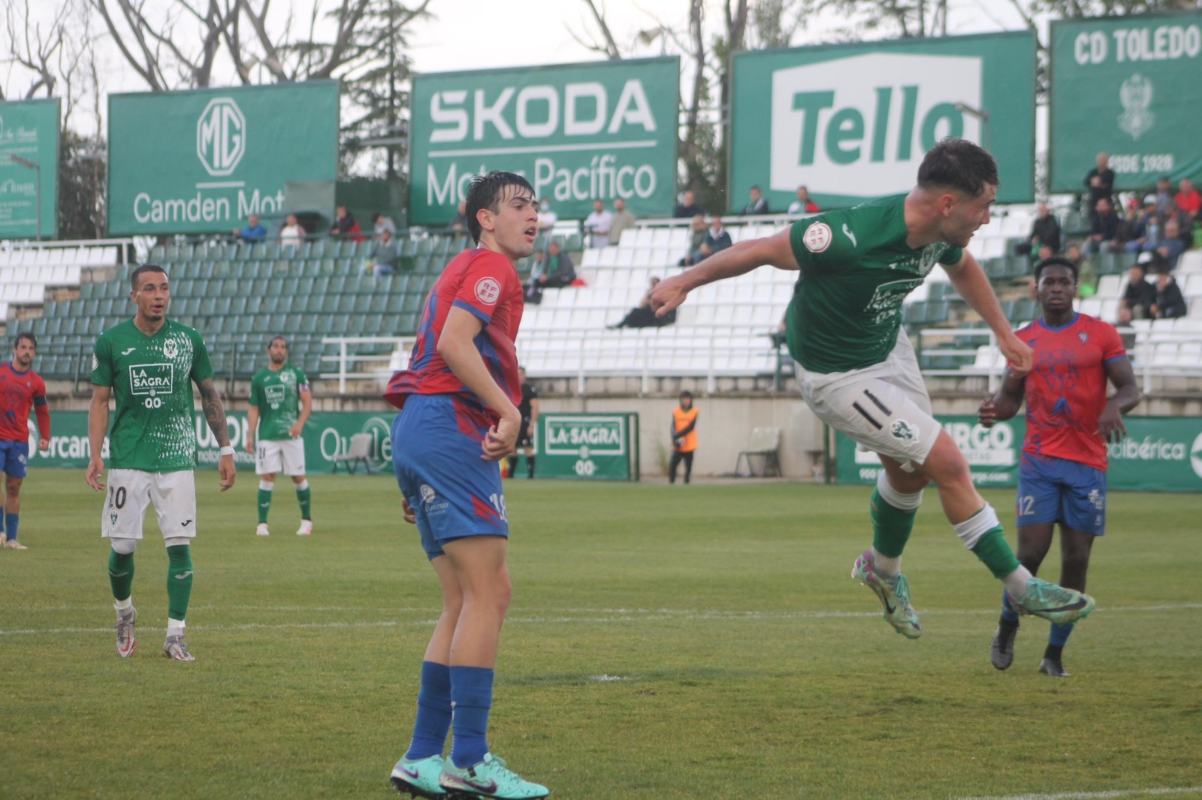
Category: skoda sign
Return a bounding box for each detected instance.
[197,98,246,177]
[731,32,1036,210]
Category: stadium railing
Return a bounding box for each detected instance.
[320,335,415,393]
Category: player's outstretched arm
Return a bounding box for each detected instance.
[198,378,236,490]
[1098,354,1141,442]
[978,370,1025,428]
[944,252,1033,373]
[86,385,111,491]
[437,307,521,461]
[651,229,798,317]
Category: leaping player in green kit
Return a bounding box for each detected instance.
[86,264,237,662]
[651,139,1096,636]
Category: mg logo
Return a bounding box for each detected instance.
[769,53,981,197]
[197,97,246,177]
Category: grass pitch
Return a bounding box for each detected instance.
[1,471,1200,799]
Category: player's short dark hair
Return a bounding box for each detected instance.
[680,390,693,400]
[465,171,535,244]
[917,138,998,197]
[13,332,36,349]
[130,263,168,290]
[268,335,288,350]
[1034,256,1078,283]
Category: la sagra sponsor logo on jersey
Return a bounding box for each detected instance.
[129,363,174,396]
[769,53,982,196]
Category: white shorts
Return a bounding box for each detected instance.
[797,330,941,472]
[102,469,197,540]
[255,438,306,476]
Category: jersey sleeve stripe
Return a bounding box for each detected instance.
[452,299,492,325]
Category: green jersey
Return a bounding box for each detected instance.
[91,319,213,472]
[784,194,963,374]
[249,364,309,441]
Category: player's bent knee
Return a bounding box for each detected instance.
[110,538,137,555]
[877,470,924,509]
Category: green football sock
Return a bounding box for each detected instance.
[296,485,311,521]
[971,527,1021,580]
[166,545,193,621]
[258,486,272,524]
[108,549,135,602]
[870,488,917,558]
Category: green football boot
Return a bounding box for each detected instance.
[1010,577,1095,625]
[391,754,446,798]
[851,549,922,639]
[439,753,549,799]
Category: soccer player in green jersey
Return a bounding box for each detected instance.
[246,336,313,537]
[652,139,1096,637]
[85,264,237,662]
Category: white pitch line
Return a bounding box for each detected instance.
[2,603,1200,638]
[959,786,1202,800]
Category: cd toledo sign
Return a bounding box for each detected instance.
[409,57,678,225]
[730,32,1036,210]
[108,82,339,235]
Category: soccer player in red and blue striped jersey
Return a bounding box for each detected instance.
[0,333,51,550]
[385,172,549,799]
[979,257,1141,677]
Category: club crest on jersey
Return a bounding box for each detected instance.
[163,339,179,359]
[474,277,502,305]
[1079,331,1088,344]
[802,222,832,253]
[890,419,917,443]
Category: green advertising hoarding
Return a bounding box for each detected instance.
[0,98,59,239]
[409,57,679,225]
[836,416,1202,493]
[1050,13,1202,192]
[730,32,1036,211]
[533,413,640,481]
[29,410,393,475]
[107,82,339,235]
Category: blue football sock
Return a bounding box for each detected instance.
[449,666,494,769]
[1000,590,1020,624]
[5,512,18,543]
[405,661,452,760]
[1049,622,1075,648]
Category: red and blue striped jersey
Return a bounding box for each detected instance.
[384,248,524,426]
[0,362,50,442]
[1017,313,1125,472]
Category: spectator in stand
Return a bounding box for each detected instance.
[608,198,636,246]
[1118,256,1157,323]
[1083,152,1115,219]
[787,185,820,215]
[1151,261,1187,320]
[234,214,267,244]
[449,200,468,233]
[611,276,675,329]
[1175,177,1201,221]
[1155,217,1186,269]
[525,240,575,304]
[679,214,708,266]
[1123,195,1162,254]
[372,211,397,241]
[1153,176,1175,219]
[674,190,704,219]
[536,199,558,232]
[742,185,769,215]
[1018,203,1062,256]
[583,199,613,248]
[278,213,306,251]
[365,227,400,276]
[1086,197,1121,254]
[330,205,365,242]
[696,216,732,262]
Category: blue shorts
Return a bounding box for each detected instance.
[392,395,508,560]
[1017,453,1107,536]
[0,439,29,479]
